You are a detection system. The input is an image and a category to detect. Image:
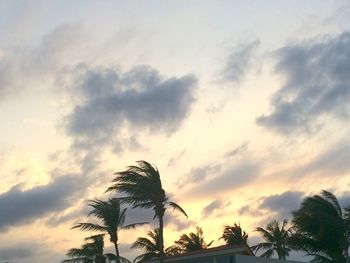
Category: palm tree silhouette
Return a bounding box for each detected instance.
[219,223,248,246]
[107,161,188,263]
[251,220,292,260]
[62,234,118,263]
[131,228,181,262]
[170,226,213,253]
[73,198,147,263]
[131,228,164,262]
[292,190,350,263]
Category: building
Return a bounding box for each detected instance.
[145,245,302,263]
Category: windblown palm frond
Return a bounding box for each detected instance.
[172,226,213,253]
[292,190,350,263]
[73,198,146,263]
[219,223,248,246]
[131,228,166,263]
[108,161,188,263]
[63,234,113,263]
[251,220,292,260]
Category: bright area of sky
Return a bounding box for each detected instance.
[0,0,350,262]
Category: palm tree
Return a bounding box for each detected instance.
[131,228,162,262]
[251,220,292,260]
[291,190,350,263]
[131,228,181,262]
[73,198,147,263]
[63,234,117,263]
[219,223,248,246]
[107,161,188,263]
[171,226,213,253]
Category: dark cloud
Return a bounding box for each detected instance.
[259,191,304,220]
[257,32,350,134]
[0,174,87,230]
[164,212,195,231]
[0,244,36,261]
[202,198,231,218]
[220,40,260,83]
[125,207,154,225]
[237,204,263,217]
[65,66,197,152]
[187,161,261,197]
[177,164,222,188]
[46,202,91,226]
[238,191,304,223]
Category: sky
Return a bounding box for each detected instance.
[0,0,350,262]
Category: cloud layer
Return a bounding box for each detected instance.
[0,174,86,230]
[65,66,197,152]
[257,32,350,133]
[220,40,260,84]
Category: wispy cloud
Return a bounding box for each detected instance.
[257,32,350,134]
[219,40,260,84]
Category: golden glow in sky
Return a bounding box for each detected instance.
[0,1,350,262]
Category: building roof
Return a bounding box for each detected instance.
[144,245,254,263]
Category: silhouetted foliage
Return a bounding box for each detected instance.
[73,199,146,263]
[62,234,117,263]
[219,223,248,246]
[291,190,350,263]
[168,226,213,254]
[251,220,292,260]
[107,161,188,263]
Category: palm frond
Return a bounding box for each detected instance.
[166,202,188,218]
[72,223,107,232]
[121,222,148,230]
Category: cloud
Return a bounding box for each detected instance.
[177,163,222,188]
[187,161,261,197]
[164,212,195,231]
[296,141,350,177]
[238,191,304,222]
[220,40,260,84]
[202,198,231,218]
[0,243,36,261]
[167,149,186,167]
[225,141,250,158]
[339,192,350,208]
[259,191,304,220]
[125,207,154,225]
[257,32,350,134]
[237,204,264,217]
[0,174,87,230]
[64,65,197,152]
[0,23,86,101]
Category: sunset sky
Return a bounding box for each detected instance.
[1,1,350,262]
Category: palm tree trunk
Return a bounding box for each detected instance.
[159,215,164,263]
[114,241,121,263]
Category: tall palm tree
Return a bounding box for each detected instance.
[219,223,248,246]
[292,190,350,263]
[171,226,213,253]
[107,161,188,263]
[251,219,292,260]
[63,234,117,263]
[73,198,147,263]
